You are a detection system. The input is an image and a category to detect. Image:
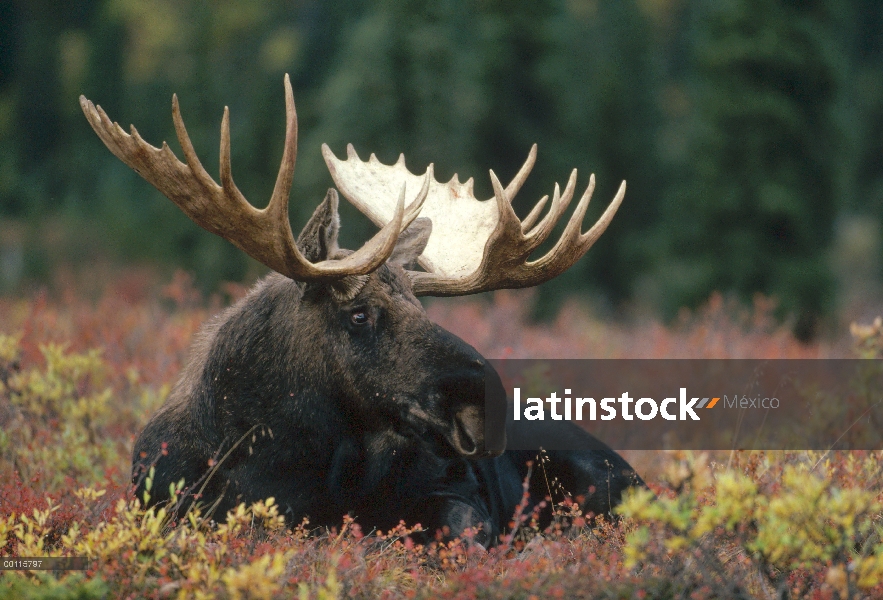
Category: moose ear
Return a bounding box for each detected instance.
[297,188,341,262]
[389,218,432,268]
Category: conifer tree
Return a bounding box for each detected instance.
[654,0,843,337]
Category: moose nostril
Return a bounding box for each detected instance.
[450,405,484,455]
[454,418,478,455]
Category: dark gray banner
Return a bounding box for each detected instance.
[485,360,883,450]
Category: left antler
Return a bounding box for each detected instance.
[323,143,625,297]
[80,75,427,283]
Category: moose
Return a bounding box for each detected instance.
[80,75,643,546]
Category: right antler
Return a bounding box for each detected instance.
[80,74,427,282]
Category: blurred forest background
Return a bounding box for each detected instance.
[1,0,882,339]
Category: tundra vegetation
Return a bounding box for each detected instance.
[2,280,883,599]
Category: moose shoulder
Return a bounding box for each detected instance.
[80,75,643,545]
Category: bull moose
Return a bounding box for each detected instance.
[79,75,643,546]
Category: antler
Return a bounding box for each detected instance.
[323,144,625,296]
[79,75,427,282]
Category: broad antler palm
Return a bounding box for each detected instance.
[323,143,626,296]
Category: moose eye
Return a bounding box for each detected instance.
[350,309,369,326]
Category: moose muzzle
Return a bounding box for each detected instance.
[437,360,507,459]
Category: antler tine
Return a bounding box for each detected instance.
[500,144,549,234]
[267,73,298,223]
[325,183,407,274]
[404,165,432,229]
[505,143,537,198]
[521,195,548,232]
[81,74,421,283]
[218,106,256,214]
[171,94,218,195]
[523,168,578,252]
[581,179,626,246]
[489,170,529,237]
